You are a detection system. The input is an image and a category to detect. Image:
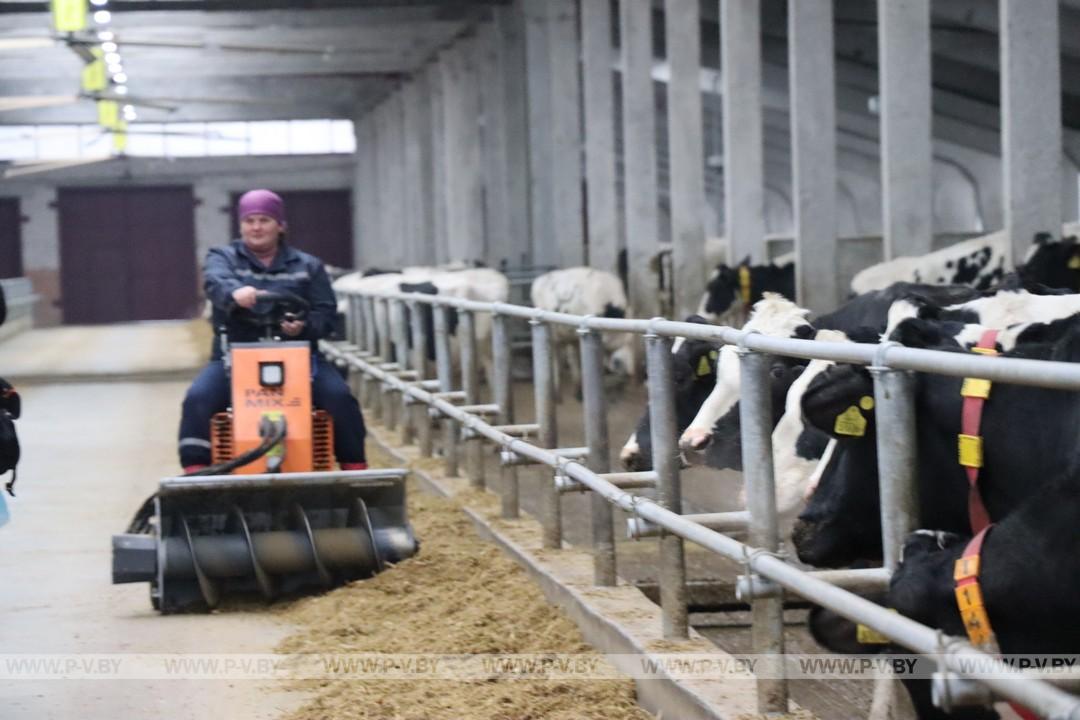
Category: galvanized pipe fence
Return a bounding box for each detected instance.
[332,291,1080,720]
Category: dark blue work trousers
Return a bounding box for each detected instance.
[178,356,366,467]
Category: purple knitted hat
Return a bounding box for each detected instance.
[237,189,286,225]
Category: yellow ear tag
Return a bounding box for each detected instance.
[696,355,712,377]
[834,406,867,437]
[1069,254,1080,270]
[738,265,752,304]
[856,623,891,645]
[709,350,718,360]
[858,395,875,411]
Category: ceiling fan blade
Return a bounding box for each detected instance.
[0,36,55,51]
[0,95,79,112]
[1,157,111,180]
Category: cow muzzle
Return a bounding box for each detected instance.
[679,427,713,452]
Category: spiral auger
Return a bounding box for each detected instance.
[112,469,417,613]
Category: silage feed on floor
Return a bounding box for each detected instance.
[276,446,653,720]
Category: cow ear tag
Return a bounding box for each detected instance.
[858,395,874,411]
[834,405,867,437]
[1069,253,1080,270]
[696,355,712,377]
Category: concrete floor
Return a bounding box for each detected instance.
[0,325,304,719]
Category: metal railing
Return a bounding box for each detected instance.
[327,289,1080,720]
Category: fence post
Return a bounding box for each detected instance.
[392,299,415,443]
[346,294,363,398]
[460,309,485,488]
[492,311,519,518]
[579,323,616,585]
[361,296,379,408]
[531,318,561,549]
[870,365,920,573]
[434,303,459,477]
[738,348,788,713]
[373,298,393,423]
[411,299,434,458]
[646,329,687,638]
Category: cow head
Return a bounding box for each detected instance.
[1020,232,1080,292]
[697,261,745,322]
[888,530,968,637]
[679,295,813,470]
[619,316,716,471]
[600,303,635,379]
[791,362,884,567]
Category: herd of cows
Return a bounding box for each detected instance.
[334,228,1080,719]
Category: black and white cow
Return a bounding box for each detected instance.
[877,472,1080,720]
[677,283,985,462]
[619,296,813,472]
[791,313,1080,568]
[530,267,635,397]
[696,256,796,327]
[891,472,1080,658]
[850,230,1080,296]
[619,316,719,472]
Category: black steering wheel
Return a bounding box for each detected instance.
[233,289,310,338]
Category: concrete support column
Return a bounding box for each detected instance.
[478,21,513,269]
[620,0,661,318]
[524,0,555,267]
[1001,0,1062,258]
[548,0,585,267]
[495,0,533,268]
[403,76,435,265]
[441,38,485,264]
[721,0,765,267]
[580,0,619,276]
[879,0,932,259]
[374,102,396,267]
[665,0,706,318]
[428,61,451,266]
[350,113,376,268]
[384,92,408,267]
[789,0,839,312]
[1063,156,1079,223]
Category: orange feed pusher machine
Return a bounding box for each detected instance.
[112,290,417,613]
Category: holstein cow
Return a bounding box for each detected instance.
[696,255,796,327]
[619,316,719,472]
[400,268,510,391]
[530,267,634,398]
[890,472,1080,660]
[619,295,813,472]
[678,283,985,464]
[791,313,1080,568]
[876,475,1080,720]
[850,230,1080,296]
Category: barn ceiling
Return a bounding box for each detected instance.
[0,0,503,124]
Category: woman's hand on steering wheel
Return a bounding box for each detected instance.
[232,285,259,309]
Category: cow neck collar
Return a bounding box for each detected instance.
[958,328,1000,533]
[954,527,1040,720]
[952,329,1038,720]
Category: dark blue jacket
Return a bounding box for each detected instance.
[203,240,337,359]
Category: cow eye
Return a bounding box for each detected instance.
[769,366,785,379]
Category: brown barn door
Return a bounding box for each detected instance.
[58,186,198,324]
[0,198,22,279]
[229,190,353,269]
